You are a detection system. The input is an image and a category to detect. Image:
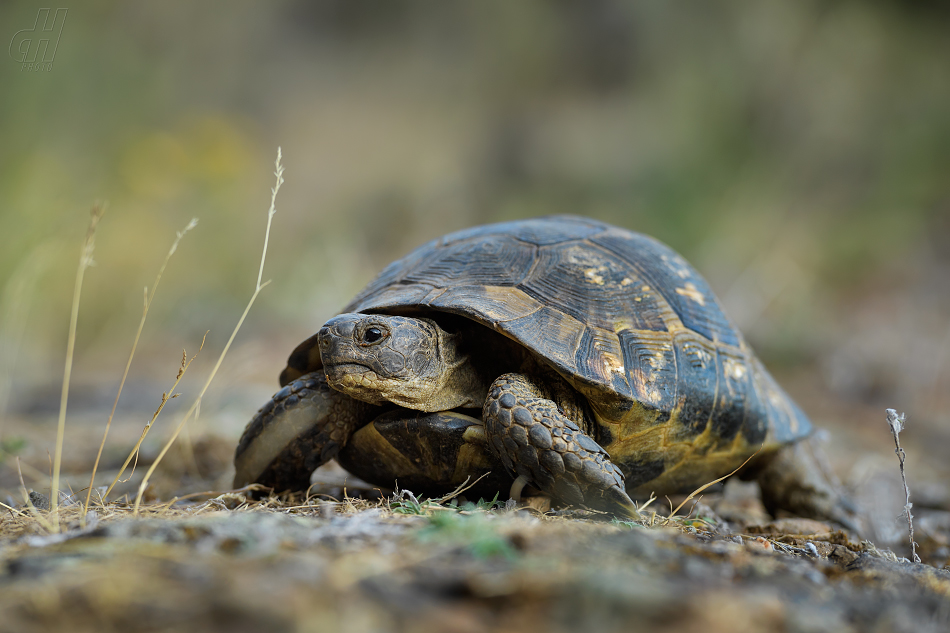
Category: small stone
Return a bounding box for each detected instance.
[746,536,773,553]
[28,491,50,511]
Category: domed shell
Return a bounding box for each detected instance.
[283,216,811,491]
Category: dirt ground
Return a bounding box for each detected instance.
[1,426,949,633]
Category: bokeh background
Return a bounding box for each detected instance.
[1,1,949,550]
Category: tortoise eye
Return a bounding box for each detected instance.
[362,326,386,344]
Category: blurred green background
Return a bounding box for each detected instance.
[1,1,949,524]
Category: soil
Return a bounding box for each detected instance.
[2,453,949,633]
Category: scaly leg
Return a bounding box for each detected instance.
[754,437,862,534]
[482,373,640,519]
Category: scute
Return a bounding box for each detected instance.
[518,241,670,333]
[502,306,586,377]
[428,285,543,325]
[592,229,740,347]
[617,329,677,414]
[403,235,537,288]
[573,327,633,403]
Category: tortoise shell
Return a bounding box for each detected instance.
[283,216,811,494]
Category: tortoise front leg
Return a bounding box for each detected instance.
[482,373,640,519]
[233,372,381,492]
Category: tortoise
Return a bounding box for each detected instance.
[234,215,856,527]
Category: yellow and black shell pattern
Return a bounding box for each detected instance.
[293,216,812,494]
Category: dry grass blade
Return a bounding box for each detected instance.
[102,338,205,500]
[886,408,920,563]
[0,499,25,517]
[84,218,197,515]
[51,205,104,532]
[669,450,760,519]
[132,147,285,514]
[437,473,491,503]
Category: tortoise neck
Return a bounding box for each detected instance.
[417,327,490,411]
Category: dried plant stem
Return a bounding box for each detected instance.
[102,339,205,500]
[84,218,197,515]
[885,408,920,563]
[51,205,103,531]
[132,148,285,514]
[670,450,760,518]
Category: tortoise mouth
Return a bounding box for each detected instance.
[324,362,373,379]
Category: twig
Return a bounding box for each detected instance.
[84,218,197,516]
[886,408,920,563]
[132,148,285,514]
[51,205,103,531]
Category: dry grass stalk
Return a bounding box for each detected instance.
[83,218,198,515]
[51,205,104,531]
[132,147,285,514]
[885,408,920,563]
[668,450,759,518]
[101,338,206,501]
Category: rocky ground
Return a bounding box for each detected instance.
[1,453,949,633]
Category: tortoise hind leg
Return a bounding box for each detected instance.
[753,437,862,534]
[233,372,380,492]
[482,373,640,519]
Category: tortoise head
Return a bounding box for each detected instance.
[318,313,480,411]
